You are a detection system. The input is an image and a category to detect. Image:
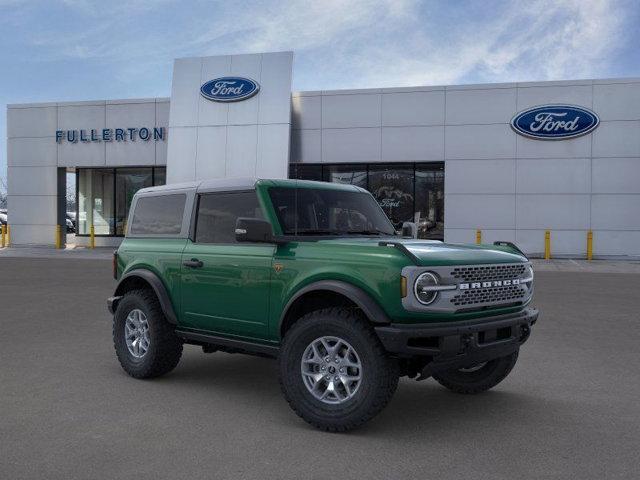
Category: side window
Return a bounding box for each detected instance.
[195,191,264,244]
[130,194,186,235]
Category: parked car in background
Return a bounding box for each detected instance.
[65,212,76,233]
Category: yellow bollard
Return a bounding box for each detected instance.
[6,224,10,247]
[1,224,5,248]
[89,224,95,249]
[544,230,551,260]
[55,224,62,249]
[587,230,593,261]
[475,229,482,244]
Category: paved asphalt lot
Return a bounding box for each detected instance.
[1,257,639,479]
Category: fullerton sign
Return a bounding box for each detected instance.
[55,127,165,143]
[510,105,599,140]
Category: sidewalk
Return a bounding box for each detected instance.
[0,246,114,260]
[531,258,640,273]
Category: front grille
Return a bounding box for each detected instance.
[451,264,527,283]
[451,285,526,307]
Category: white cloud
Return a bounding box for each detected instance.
[17,0,632,88]
[318,0,627,88]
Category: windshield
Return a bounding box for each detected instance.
[268,187,396,236]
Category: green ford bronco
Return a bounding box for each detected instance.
[109,178,537,431]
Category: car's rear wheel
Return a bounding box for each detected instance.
[279,307,399,432]
[113,289,183,379]
[432,350,519,394]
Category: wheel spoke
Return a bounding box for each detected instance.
[319,338,333,356]
[340,377,352,397]
[302,371,324,384]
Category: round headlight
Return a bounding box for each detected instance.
[414,272,439,305]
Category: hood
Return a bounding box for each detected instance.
[398,240,527,266]
[317,237,527,266]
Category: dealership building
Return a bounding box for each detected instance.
[6,51,640,257]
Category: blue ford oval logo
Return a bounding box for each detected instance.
[200,77,260,102]
[511,105,599,140]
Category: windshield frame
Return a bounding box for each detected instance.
[267,185,397,238]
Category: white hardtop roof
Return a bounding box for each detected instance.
[135,177,365,197]
[136,177,259,196]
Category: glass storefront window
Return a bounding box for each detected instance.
[368,164,414,230]
[154,169,166,186]
[289,164,322,181]
[415,164,445,239]
[323,164,367,188]
[78,169,115,235]
[115,169,153,235]
[77,167,166,236]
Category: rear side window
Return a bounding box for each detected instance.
[195,191,263,244]
[130,194,186,235]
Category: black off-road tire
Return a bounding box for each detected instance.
[113,289,183,379]
[433,350,519,394]
[279,307,399,432]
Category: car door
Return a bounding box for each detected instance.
[180,190,275,339]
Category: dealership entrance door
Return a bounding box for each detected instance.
[289,162,445,240]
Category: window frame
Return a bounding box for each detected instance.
[190,189,267,245]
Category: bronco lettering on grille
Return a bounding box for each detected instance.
[459,279,520,290]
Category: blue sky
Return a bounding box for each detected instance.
[1,0,639,189]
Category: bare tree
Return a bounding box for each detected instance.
[0,176,7,209]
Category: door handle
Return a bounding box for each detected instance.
[183,258,203,268]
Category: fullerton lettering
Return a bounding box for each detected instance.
[55,127,165,144]
[529,112,580,133]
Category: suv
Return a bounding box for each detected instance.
[109,178,538,431]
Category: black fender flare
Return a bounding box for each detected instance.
[279,280,391,332]
[112,269,178,324]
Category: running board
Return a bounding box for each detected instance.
[175,329,279,358]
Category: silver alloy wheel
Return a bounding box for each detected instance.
[125,309,150,358]
[300,336,362,405]
[458,362,488,373]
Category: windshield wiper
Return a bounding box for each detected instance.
[345,230,386,235]
[293,229,343,235]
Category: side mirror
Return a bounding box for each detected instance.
[401,222,417,239]
[235,217,274,243]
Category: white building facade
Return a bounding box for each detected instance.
[6,52,640,257]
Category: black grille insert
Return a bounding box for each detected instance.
[451,285,525,307]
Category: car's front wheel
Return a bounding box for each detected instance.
[113,289,183,379]
[432,350,519,394]
[279,308,399,432]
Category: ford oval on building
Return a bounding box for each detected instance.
[511,104,599,140]
[200,76,260,102]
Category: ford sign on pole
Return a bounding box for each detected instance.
[200,77,260,102]
[510,105,599,140]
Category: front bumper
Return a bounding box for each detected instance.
[375,307,538,375]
